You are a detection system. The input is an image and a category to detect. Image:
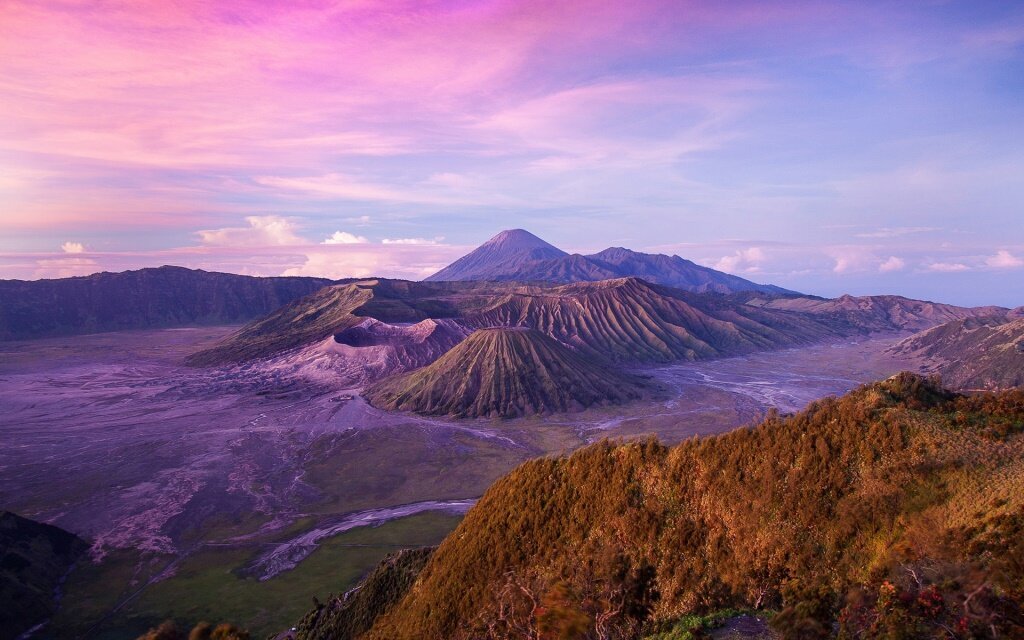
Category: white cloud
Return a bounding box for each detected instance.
[714,247,765,273]
[322,231,369,245]
[382,237,444,245]
[61,241,85,254]
[985,250,1024,269]
[830,246,879,274]
[197,216,304,247]
[878,256,905,273]
[927,262,969,272]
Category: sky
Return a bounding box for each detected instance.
[0,0,1022,306]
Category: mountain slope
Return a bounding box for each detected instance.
[742,293,1003,333]
[185,283,374,366]
[0,266,332,341]
[186,279,511,366]
[264,318,472,387]
[296,547,435,640]
[1,511,88,639]
[425,230,795,294]
[364,327,651,417]
[586,247,793,294]
[425,229,567,282]
[350,374,1024,639]
[889,313,1024,390]
[465,278,839,363]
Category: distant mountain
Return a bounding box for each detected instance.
[1,511,88,639]
[0,266,332,341]
[365,327,652,418]
[330,375,1024,640]
[425,229,568,282]
[889,311,1024,390]
[425,229,795,294]
[741,292,1004,333]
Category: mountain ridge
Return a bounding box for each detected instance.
[888,312,1024,390]
[0,266,333,341]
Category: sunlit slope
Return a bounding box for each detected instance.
[355,374,1024,639]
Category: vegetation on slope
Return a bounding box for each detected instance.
[1,511,88,639]
[351,373,1024,639]
[890,314,1024,390]
[296,547,435,640]
[365,327,652,418]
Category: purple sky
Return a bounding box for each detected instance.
[1,1,1022,306]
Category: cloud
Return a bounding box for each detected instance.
[985,250,1024,269]
[61,241,85,254]
[255,174,475,206]
[878,256,905,272]
[282,244,463,280]
[33,257,100,279]
[382,237,444,245]
[927,262,969,272]
[714,247,765,273]
[855,227,938,239]
[830,247,875,274]
[322,231,369,245]
[197,216,304,247]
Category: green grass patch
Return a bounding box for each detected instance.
[644,609,771,639]
[53,511,462,640]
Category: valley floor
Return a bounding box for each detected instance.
[0,328,915,638]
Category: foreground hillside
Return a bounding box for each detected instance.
[0,266,332,341]
[889,312,1024,390]
[1,511,87,639]
[365,327,652,417]
[304,374,1024,639]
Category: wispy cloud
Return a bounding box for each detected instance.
[927,262,970,273]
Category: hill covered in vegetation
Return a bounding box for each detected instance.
[300,373,1024,639]
[365,327,652,418]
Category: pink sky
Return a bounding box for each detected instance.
[1,0,1022,305]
